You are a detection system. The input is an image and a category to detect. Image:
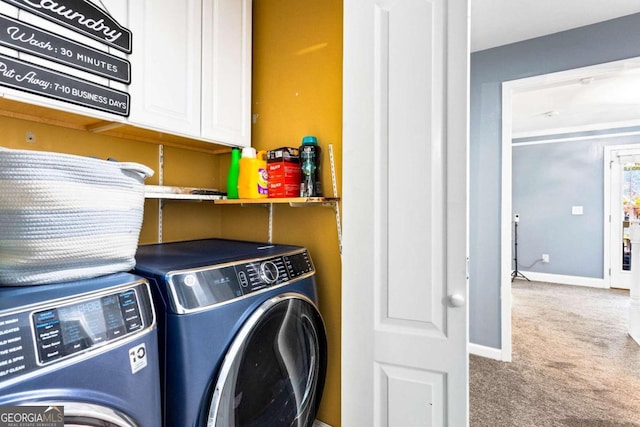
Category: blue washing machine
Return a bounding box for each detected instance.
[0,272,162,427]
[133,238,328,427]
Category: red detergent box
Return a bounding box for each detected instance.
[268,181,301,198]
[267,147,301,198]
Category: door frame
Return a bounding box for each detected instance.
[500,58,640,362]
[604,144,640,290]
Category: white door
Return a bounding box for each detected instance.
[608,146,640,290]
[342,0,469,425]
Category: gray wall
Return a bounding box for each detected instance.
[470,13,640,349]
[513,132,640,278]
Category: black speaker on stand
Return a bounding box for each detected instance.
[511,213,530,282]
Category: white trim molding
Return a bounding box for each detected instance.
[468,343,505,361]
[513,272,606,288]
[513,120,640,140]
[501,80,514,365]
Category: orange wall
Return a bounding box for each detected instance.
[218,0,343,425]
[0,116,223,243]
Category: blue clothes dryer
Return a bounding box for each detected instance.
[0,272,162,427]
[133,238,328,427]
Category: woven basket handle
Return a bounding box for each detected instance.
[117,162,155,179]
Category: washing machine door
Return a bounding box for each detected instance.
[207,293,327,427]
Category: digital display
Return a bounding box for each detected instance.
[33,289,143,364]
[170,267,241,310]
[58,298,108,351]
[285,251,313,277]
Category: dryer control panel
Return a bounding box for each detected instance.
[167,249,315,313]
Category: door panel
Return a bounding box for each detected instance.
[385,0,445,330]
[380,365,443,427]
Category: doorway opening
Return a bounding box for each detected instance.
[500,57,640,361]
[605,145,640,290]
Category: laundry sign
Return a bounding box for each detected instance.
[0,53,129,116]
[5,0,132,53]
[0,14,130,83]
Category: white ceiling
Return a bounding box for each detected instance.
[471,0,640,52]
[472,0,640,137]
[511,60,640,138]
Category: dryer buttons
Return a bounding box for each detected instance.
[183,274,197,287]
[238,271,249,287]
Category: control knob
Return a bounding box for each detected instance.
[259,261,280,284]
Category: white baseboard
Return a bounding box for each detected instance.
[314,420,332,427]
[514,271,606,288]
[468,343,504,361]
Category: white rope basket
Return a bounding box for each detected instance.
[0,147,154,285]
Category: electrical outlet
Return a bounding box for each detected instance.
[542,253,549,263]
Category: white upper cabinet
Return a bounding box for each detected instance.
[201,0,252,147]
[128,0,252,147]
[0,0,251,147]
[127,0,202,138]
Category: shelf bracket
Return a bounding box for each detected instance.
[268,203,273,244]
[157,145,164,243]
[328,144,342,255]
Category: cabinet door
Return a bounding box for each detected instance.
[128,0,201,137]
[201,0,252,147]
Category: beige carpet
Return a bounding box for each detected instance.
[470,280,640,426]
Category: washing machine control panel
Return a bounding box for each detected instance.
[168,249,315,312]
[0,280,155,386]
[32,288,145,365]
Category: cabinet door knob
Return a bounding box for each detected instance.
[448,294,465,307]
